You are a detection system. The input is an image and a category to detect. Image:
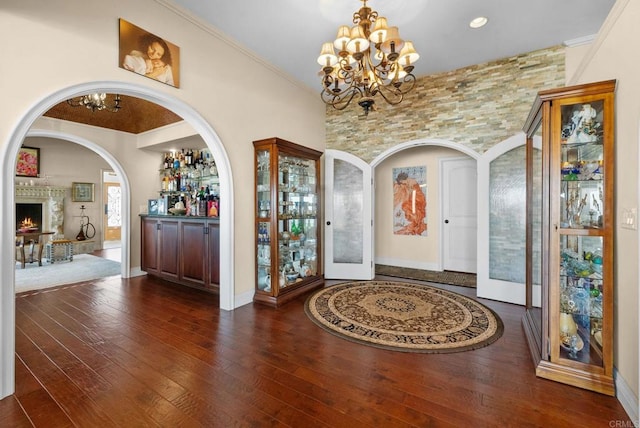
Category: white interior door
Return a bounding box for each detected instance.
[324,149,373,280]
[441,157,477,273]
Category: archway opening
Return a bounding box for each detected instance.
[371,139,480,281]
[1,81,235,399]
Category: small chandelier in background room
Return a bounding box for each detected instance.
[67,93,122,112]
[318,0,419,115]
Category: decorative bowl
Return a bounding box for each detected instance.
[560,332,584,352]
[285,272,299,282]
[168,208,187,216]
[593,330,603,347]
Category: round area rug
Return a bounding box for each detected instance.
[304,281,503,353]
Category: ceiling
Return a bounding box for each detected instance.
[43,0,615,133]
[172,0,616,90]
[43,95,183,134]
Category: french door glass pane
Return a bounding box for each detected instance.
[332,159,363,264]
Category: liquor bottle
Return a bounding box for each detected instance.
[213,195,219,217]
[197,187,207,216]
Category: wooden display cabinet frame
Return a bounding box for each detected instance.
[522,80,616,395]
[253,137,324,307]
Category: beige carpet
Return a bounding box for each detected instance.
[305,280,502,353]
[376,264,476,288]
[15,254,121,293]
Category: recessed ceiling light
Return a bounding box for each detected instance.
[469,16,488,29]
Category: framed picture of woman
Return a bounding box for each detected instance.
[119,19,180,88]
[16,146,40,177]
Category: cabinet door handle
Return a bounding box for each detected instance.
[326,221,331,226]
[444,219,449,224]
[157,223,161,231]
[204,227,209,235]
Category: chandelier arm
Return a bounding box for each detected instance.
[375,74,416,105]
[321,85,362,111]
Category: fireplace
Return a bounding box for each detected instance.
[16,203,43,232]
[15,185,67,239]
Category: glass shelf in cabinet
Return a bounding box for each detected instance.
[560,160,603,181]
[561,138,603,147]
[198,174,220,181]
[277,214,317,220]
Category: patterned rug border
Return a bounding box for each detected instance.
[304,281,504,354]
[375,264,477,288]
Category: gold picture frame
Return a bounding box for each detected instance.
[72,182,95,202]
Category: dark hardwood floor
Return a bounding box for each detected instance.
[0,273,631,427]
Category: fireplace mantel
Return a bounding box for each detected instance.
[15,185,68,239]
[15,185,67,199]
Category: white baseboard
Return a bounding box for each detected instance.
[375,257,440,272]
[234,290,254,309]
[128,267,147,278]
[615,367,639,423]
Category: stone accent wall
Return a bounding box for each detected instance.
[326,46,565,162]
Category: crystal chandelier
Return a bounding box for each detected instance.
[67,93,121,112]
[318,0,420,115]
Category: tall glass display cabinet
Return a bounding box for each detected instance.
[253,137,324,307]
[522,80,616,395]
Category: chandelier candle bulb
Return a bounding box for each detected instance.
[399,41,419,70]
[346,25,369,55]
[334,25,351,51]
[380,26,404,59]
[369,16,388,43]
[317,43,338,68]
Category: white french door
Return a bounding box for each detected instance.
[324,149,373,280]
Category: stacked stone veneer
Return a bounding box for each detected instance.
[326,45,565,162]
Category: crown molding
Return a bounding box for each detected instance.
[567,0,630,85]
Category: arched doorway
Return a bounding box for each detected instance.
[372,139,481,275]
[325,139,480,283]
[0,81,235,399]
[23,129,131,278]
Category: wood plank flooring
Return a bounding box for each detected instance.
[0,274,632,427]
